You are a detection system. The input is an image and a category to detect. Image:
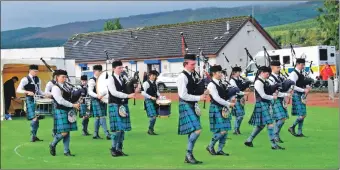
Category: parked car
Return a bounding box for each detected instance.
[156,72,180,92]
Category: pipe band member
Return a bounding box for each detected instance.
[88,65,111,140]
[245,66,285,150]
[45,72,57,137]
[49,69,79,156]
[177,53,206,164]
[107,60,135,157]
[229,66,247,135]
[78,75,91,136]
[268,60,292,143]
[16,64,45,142]
[288,58,310,137]
[141,70,161,135]
[206,65,235,156]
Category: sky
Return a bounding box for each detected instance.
[1,1,303,31]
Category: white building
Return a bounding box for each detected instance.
[64,16,280,79]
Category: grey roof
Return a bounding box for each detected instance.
[64,16,279,62]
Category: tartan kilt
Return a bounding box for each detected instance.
[91,98,107,117]
[26,96,36,120]
[54,108,78,133]
[292,92,306,116]
[209,103,232,133]
[79,103,89,118]
[178,101,201,135]
[144,99,159,118]
[271,98,289,120]
[231,99,245,117]
[248,101,273,126]
[108,103,131,132]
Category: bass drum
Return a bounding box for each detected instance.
[96,71,112,104]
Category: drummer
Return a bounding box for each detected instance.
[141,70,160,135]
[88,65,111,140]
[78,75,91,136]
[16,64,46,142]
[49,69,79,156]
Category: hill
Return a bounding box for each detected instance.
[1,1,323,49]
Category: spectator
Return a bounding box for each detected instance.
[3,76,19,120]
[143,72,147,82]
[321,63,334,87]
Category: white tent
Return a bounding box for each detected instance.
[1,47,76,120]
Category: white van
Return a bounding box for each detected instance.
[242,45,337,82]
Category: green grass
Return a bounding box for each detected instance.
[265,18,318,32]
[1,100,339,169]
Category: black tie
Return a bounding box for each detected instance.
[119,76,123,85]
[219,81,223,87]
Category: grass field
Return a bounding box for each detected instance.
[1,100,339,169]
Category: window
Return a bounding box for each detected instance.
[246,63,258,73]
[283,56,290,64]
[319,49,328,61]
[84,39,92,46]
[73,41,79,47]
[270,55,280,61]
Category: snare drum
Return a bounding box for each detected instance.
[35,98,54,116]
[156,99,171,118]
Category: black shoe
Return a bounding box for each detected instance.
[233,131,238,135]
[184,154,199,164]
[110,148,119,157]
[116,150,128,156]
[192,154,203,164]
[244,141,253,147]
[288,127,296,136]
[296,134,306,137]
[49,144,56,156]
[64,152,75,156]
[216,150,230,156]
[84,131,91,136]
[106,136,111,140]
[35,137,43,141]
[93,135,102,139]
[272,145,285,150]
[206,146,216,155]
[237,129,242,135]
[147,129,158,135]
[275,138,284,143]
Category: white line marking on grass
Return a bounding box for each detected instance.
[14,142,49,162]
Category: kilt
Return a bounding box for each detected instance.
[144,99,159,117]
[108,103,131,132]
[271,98,289,120]
[292,92,306,116]
[209,103,232,133]
[54,108,78,133]
[91,98,107,117]
[248,101,273,126]
[79,103,88,118]
[26,96,36,120]
[231,99,245,117]
[178,101,201,135]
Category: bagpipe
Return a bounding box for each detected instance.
[124,66,144,105]
[40,58,83,104]
[40,58,82,122]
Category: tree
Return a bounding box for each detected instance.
[104,18,123,31]
[316,0,339,49]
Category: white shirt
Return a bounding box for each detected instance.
[142,80,160,99]
[288,68,305,93]
[207,78,231,107]
[268,73,288,98]
[44,81,54,95]
[16,74,45,95]
[51,83,73,108]
[229,77,239,88]
[106,73,129,99]
[254,76,274,100]
[87,76,98,98]
[176,69,201,102]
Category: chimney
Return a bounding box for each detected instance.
[226,21,230,32]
